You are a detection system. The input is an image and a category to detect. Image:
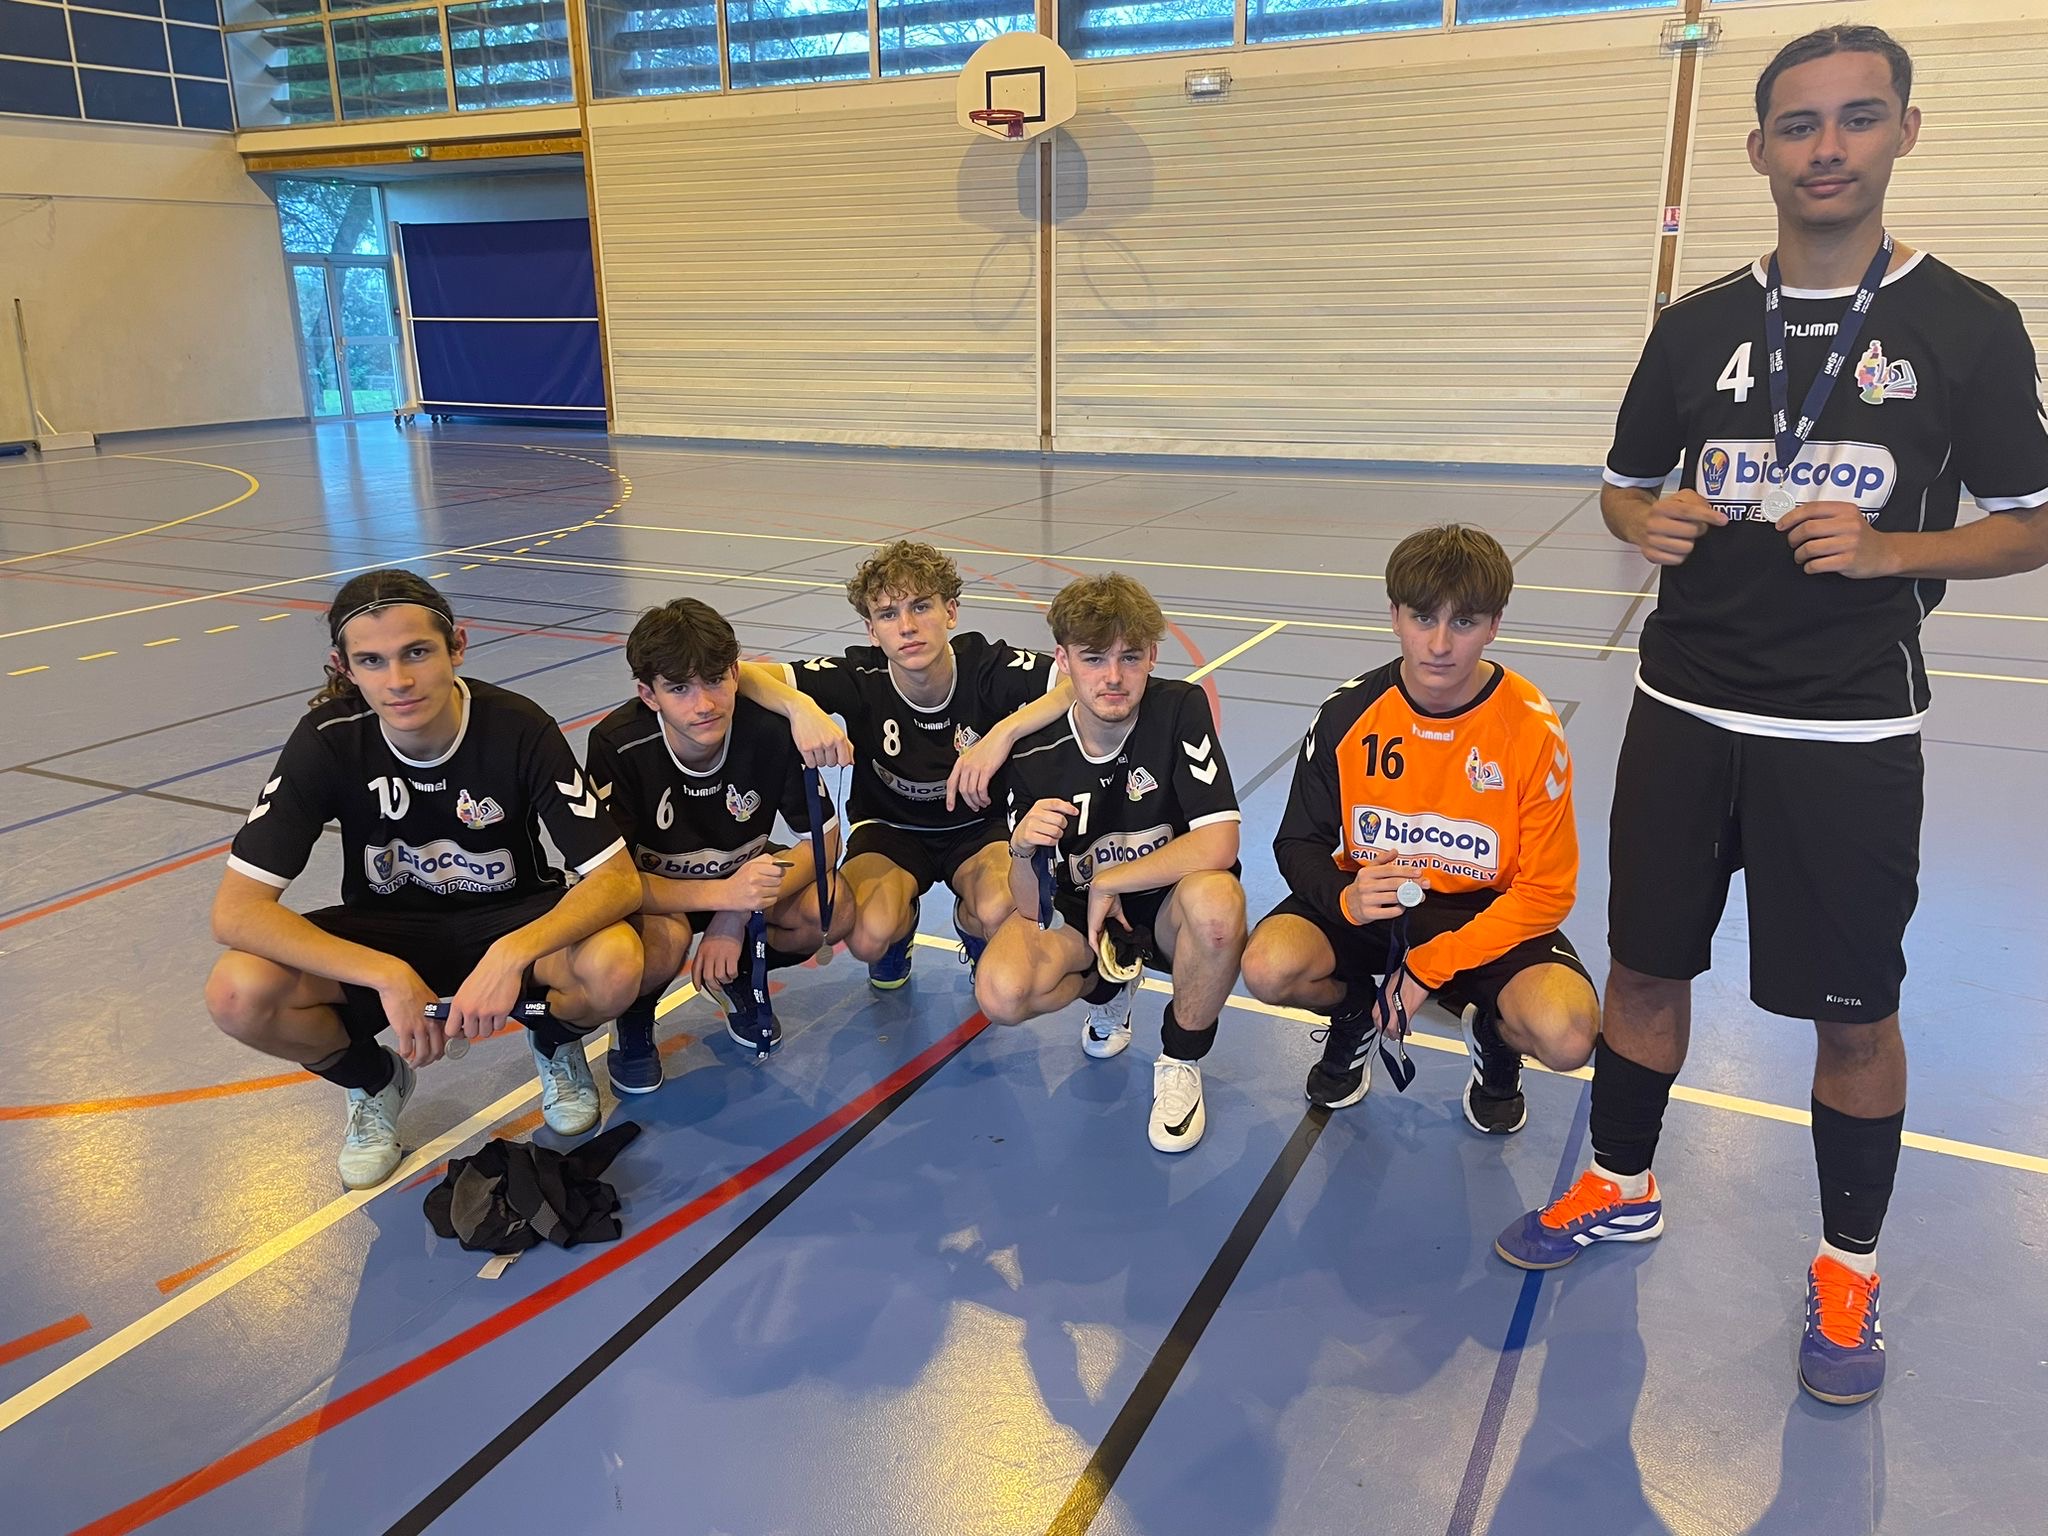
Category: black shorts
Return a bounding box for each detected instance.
[1053,884,1173,969]
[1607,691,1922,1023]
[1258,891,1590,1020]
[844,818,1007,895]
[304,890,562,1042]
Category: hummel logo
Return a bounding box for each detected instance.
[1183,735,1219,785]
[246,776,282,823]
[555,770,600,820]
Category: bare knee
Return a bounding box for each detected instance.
[1175,871,1247,953]
[974,960,1036,1027]
[574,924,644,1019]
[1240,930,1293,1005]
[1816,1015,1902,1072]
[205,951,293,1045]
[1515,1001,1600,1073]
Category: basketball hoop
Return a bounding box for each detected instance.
[969,107,1027,140]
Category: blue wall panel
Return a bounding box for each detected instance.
[400,219,605,423]
[0,0,231,130]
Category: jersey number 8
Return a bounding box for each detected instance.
[883,719,901,756]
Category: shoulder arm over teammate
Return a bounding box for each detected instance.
[1272,698,1355,929]
[948,676,1074,811]
[739,660,854,766]
[1404,697,1580,991]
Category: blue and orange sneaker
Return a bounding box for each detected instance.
[1799,1255,1885,1405]
[869,897,918,990]
[1495,1168,1664,1271]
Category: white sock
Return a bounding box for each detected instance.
[1589,1158,1651,1200]
[1818,1240,1878,1277]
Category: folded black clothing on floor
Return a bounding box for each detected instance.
[424,1122,642,1255]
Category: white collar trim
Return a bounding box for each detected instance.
[1749,248,1927,299]
[385,676,471,769]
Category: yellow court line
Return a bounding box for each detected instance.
[77,650,114,661]
[7,665,47,676]
[0,455,260,568]
[204,625,237,634]
[143,637,178,648]
[0,983,700,1437]
[600,522,2048,624]
[0,450,635,644]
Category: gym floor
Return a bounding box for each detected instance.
[1,424,2043,1536]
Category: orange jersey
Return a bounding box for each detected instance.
[1272,659,1579,989]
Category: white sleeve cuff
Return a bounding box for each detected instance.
[573,838,627,877]
[1188,811,1243,830]
[1975,486,2048,512]
[1603,467,1672,490]
[225,854,292,890]
[778,662,798,687]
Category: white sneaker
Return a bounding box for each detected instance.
[1081,979,1139,1059]
[1148,1057,1206,1153]
[338,1049,415,1190]
[532,1037,600,1135]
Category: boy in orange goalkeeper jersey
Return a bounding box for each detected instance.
[1242,525,1598,1131]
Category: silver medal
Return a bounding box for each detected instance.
[1761,485,1798,522]
[1396,879,1425,909]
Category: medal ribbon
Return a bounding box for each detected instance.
[1763,233,1893,502]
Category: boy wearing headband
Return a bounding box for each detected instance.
[587,599,852,1090]
[976,573,1246,1154]
[204,570,644,1189]
[1242,526,1597,1126]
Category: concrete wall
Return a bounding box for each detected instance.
[0,117,301,436]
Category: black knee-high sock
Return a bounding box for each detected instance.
[1588,1037,1678,1178]
[1160,1001,1214,1062]
[1811,1097,1904,1256]
[307,1037,393,1093]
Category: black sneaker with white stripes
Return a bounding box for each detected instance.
[1305,1007,1377,1111]
[1460,1002,1526,1135]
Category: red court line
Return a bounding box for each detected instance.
[155,1249,242,1296]
[0,840,232,936]
[73,1012,990,1536]
[0,1315,91,1370]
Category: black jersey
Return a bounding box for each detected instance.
[228,677,625,912]
[1002,680,1241,902]
[1607,253,2048,737]
[783,631,1055,833]
[584,695,834,882]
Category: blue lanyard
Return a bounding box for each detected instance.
[1765,233,1892,479]
[802,766,834,936]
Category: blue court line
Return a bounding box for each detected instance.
[0,645,624,840]
[1444,1080,1594,1536]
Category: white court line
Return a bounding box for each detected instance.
[911,934,2048,1177]
[0,985,697,1437]
[1185,621,1287,682]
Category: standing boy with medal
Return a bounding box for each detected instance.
[1495,27,2048,1406]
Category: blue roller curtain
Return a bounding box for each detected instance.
[398,217,605,424]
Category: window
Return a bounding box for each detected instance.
[276,178,389,255]
[1060,0,1234,62]
[448,0,575,109]
[331,8,448,119]
[1248,0,1439,46]
[0,0,236,129]
[585,0,720,96]
[724,0,871,90]
[227,22,335,126]
[1455,0,1671,23]
[876,0,1033,78]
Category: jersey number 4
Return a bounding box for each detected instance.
[1717,342,1756,404]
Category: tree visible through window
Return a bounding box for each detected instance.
[276,179,388,256]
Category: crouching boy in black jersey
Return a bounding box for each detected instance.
[205,570,644,1190]
[587,599,852,1090]
[976,574,1247,1153]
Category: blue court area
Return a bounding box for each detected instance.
[1,425,2043,1535]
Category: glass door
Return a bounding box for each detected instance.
[334,261,402,417]
[290,262,344,418]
